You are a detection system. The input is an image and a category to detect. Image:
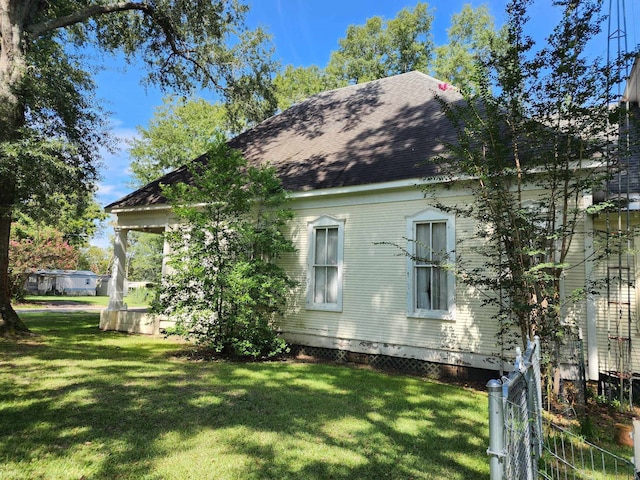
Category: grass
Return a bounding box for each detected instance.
[15,295,110,308]
[539,421,635,480]
[0,312,489,480]
[15,289,154,309]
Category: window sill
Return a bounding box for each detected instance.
[306,304,343,313]
[407,310,455,322]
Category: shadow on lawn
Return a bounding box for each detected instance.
[0,313,488,480]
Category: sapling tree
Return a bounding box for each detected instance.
[431,0,631,351]
[154,141,296,359]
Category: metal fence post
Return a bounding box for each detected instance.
[633,418,640,479]
[532,336,543,459]
[488,379,504,480]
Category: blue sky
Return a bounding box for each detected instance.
[93,0,638,246]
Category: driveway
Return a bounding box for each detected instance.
[13,301,106,313]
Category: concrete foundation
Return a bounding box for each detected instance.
[99,309,175,335]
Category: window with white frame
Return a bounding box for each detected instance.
[407,208,455,319]
[307,216,345,311]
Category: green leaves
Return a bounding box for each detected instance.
[274,65,345,111]
[433,0,627,349]
[127,232,164,284]
[155,141,295,359]
[432,5,506,94]
[327,4,434,84]
[129,97,230,186]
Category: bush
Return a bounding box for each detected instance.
[155,142,295,359]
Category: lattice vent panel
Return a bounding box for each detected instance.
[290,345,442,377]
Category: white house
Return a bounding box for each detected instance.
[101,70,640,384]
[26,269,98,296]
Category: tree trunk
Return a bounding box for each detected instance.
[0,0,31,335]
[0,204,28,335]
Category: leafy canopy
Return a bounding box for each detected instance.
[432,4,506,93]
[127,232,164,284]
[273,65,345,111]
[274,3,502,110]
[129,96,231,187]
[78,244,111,275]
[326,3,434,84]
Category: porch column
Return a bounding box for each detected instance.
[107,227,128,310]
[161,227,170,277]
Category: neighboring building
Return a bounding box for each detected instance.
[101,70,640,382]
[25,270,98,296]
[96,274,117,296]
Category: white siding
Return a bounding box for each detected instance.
[278,186,504,370]
[591,214,640,374]
[114,182,640,376]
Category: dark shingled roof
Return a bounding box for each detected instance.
[106,71,462,210]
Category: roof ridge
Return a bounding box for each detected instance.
[310,70,446,98]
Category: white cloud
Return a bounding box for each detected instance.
[97,183,127,199]
[95,122,141,207]
[96,184,116,196]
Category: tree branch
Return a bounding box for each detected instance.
[26,1,223,92]
[27,2,153,37]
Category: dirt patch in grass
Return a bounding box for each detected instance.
[583,401,639,445]
[16,300,89,307]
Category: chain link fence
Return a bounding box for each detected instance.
[538,421,636,479]
[488,336,543,479]
[487,337,638,479]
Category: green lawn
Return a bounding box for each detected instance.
[15,295,110,308]
[16,290,153,309]
[0,313,490,479]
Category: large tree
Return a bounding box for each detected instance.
[129,96,231,187]
[273,65,344,111]
[127,232,163,284]
[326,3,434,84]
[432,4,506,93]
[0,0,277,335]
[78,244,111,275]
